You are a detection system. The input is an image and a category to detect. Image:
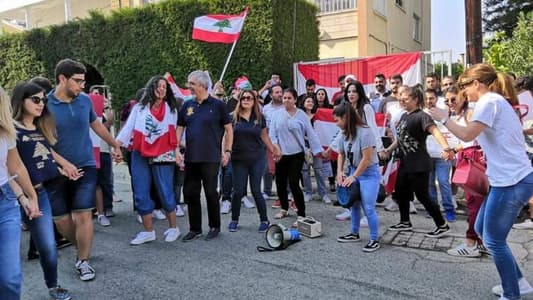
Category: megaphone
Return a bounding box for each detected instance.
[264,224,300,250]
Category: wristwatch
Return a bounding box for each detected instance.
[440,116,449,125]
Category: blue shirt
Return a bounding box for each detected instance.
[15,125,60,185]
[232,114,266,162]
[178,96,231,163]
[47,90,97,168]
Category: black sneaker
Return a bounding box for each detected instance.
[425,224,450,238]
[27,250,39,260]
[329,183,336,192]
[388,222,413,231]
[182,231,202,242]
[49,286,72,300]
[363,240,381,252]
[205,228,220,241]
[56,239,72,249]
[75,260,95,281]
[337,233,360,243]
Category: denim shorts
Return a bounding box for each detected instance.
[45,166,97,218]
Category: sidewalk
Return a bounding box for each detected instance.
[20,163,533,300]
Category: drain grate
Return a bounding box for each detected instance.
[382,229,462,252]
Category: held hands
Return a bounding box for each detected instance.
[59,162,84,181]
[176,152,184,166]
[221,152,230,167]
[111,144,123,163]
[441,148,455,161]
[378,150,389,160]
[272,145,282,162]
[20,195,42,220]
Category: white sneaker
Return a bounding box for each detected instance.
[446,242,481,258]
[136,215,142,224]
[220,200,231,214]
[97,215,110,227]
[262,192,269,200]
[175,205,185,217]
[335,209,351,221]
[360,217,368,228]
[130,231,156,245]
[304,193,312,202]
[152,209,167,220]
[492,277,533,297]
[513,219,533,230]
[163,228,181,242]
[375,196,390,207]
[409,202,418,214]
[322,195,332,204]
[384,199,399,211]
[242,196,255,209]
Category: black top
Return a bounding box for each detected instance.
[232,114,267,162]
[178,96,231,163]
[396,109,435,173]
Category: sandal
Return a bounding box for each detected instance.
[274,209,289,219]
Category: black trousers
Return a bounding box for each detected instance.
[184,162,220,232]
[395,164,445,227]
[275,152,305,217]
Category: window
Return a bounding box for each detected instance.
[395,0,403,8]
[373,0,387,17]
[413,14,421,42]
[315,0,357,14]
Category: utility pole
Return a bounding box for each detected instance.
[465,0,482,66]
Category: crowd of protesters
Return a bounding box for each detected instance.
[0,57,532,300]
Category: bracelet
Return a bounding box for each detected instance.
[16,194,25,201]
[443,147,454,152]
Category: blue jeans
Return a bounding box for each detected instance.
[302,156,328,197]
[475,171,533,300]
[428,158,454,212]
[231,157,268,222]
[131,151,176,215]
[47,166,97,217]
[23,187,58,288]
[0,183,22,300]
[349,164,381,240]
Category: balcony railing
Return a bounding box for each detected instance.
[315,0,357,14]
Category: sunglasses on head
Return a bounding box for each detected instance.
[28,96,47,104]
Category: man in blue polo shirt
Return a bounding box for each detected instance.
[46,59,122,282]
[176,70,233,241]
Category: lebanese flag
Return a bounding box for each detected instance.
[382,159,399,195]
[295,52,422,100]
[88,93,104,169]
[164,72,191,100]
[313,108,340,160]
[192,7,249,44]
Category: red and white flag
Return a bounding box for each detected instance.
[295,52,422,100]
[88,93,104,169]
[313,108,339,160]
[192,7,249,44]
[164,72,191,100]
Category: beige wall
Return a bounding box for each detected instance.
[317,10,359,59]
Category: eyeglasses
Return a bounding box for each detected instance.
[241,96,254,101]
[458,80,475,90]
[445,97,456,105]
[28,96,47,104]
[69,77,86,85]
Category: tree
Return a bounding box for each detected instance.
[213,19,232,32]
[483,12,533,76]
[483,0,532,38]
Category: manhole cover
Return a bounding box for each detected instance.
[382,229,463,252]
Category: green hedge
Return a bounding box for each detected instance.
[0,0,318,108]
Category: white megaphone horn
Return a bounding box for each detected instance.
[258,224,300,251]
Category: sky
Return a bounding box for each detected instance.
[431,0,466,62]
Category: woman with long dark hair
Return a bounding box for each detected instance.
[315,88,332,109]
[228,90,280,233]
[117,75,181,244]
[382,85,454,237]
[269,88,324,227]
[334,102,382,252]
[430,64,533,299]
[0,86,41,299]
[11,82,73,300]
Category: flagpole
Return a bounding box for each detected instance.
[218,6,249,83]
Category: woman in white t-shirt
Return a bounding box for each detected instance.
[0,86,40,299]
[430,64,533,300]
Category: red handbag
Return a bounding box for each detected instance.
[452,146,489,197]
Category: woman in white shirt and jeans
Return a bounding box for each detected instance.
[430,64,533,300]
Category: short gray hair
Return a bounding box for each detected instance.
[188,70,209,90]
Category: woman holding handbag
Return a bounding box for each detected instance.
[117,76,181,245]
[430,64,533,300]
[269,88,324,227]
[334,102,382,252]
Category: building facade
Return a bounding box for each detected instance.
[314,0,431,59]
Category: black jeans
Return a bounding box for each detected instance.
[184,162,220,232]
[98,152,114,211]
[275,152,305,217]
[395,164,445,227]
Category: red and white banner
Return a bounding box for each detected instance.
[89,93,104,169]
[313,108,339,160]
[164,72,191,100]
[295,52,422,100]
[192,7,249,44]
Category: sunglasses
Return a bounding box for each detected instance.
[69,77,86,85]
[28,96,47,104]
[241,95,254,101]
[445,97,456,105]
[458,80,475,90]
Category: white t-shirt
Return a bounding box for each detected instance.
[471,92,533,186]
[0,136,16,185]
[518,91,533,121]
